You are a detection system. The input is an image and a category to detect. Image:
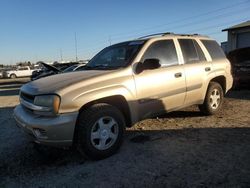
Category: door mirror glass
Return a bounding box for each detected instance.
[143,58,161,70]
[135,58,160,74]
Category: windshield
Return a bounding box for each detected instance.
[86,40,145,69]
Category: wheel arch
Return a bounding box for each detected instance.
[78,95,132,127]
[73,95,132,145]
[10,73,17,78]
[201,75,226,103]
[210,76,226,94]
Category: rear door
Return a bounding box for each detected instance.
[178,39,214,105]
[133,39,186,119]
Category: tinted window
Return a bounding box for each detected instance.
[19,67,28,70]
[179,39,206,64]
[201,40,225,60]
[142,40,178,67]
[193,41,206,61]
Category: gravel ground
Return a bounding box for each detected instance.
[0,78,250,188]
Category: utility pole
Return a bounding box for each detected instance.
[60,49,63,62]
[75,32,78,62]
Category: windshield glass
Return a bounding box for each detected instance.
[86,40,145,69]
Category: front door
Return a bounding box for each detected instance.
[133,39,186,119]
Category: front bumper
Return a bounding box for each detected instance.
[13,105,78,147]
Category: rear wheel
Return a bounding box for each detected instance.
[199,82,224,115]
[77,103,125,160]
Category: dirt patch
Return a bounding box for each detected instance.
[0,79,249,187]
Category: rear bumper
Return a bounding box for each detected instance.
[13,105,78,147]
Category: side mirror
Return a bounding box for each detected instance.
[135,58,160,74]
[143,58,161,70]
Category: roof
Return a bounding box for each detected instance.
[222,20,250,31]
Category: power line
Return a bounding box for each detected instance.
[61,0,250,55]
[91,17,250,56]
[110,6,250,42]
[109,0,250,38]
[61,0,250,59]
[186,17,250,33]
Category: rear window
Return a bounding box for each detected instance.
[201,40,226,60]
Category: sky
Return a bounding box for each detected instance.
[0,0,250,64]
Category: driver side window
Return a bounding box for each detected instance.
[141,40,178,67]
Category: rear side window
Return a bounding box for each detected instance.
[19,67,28,70]
[178,39,206,64]
[201,40,226,60]
[142,40,178,67]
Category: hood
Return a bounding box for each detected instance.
[21,70,114,95]
[40,62,61,73]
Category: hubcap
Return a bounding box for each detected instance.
[90,116,119,150]
[209,88,221,110]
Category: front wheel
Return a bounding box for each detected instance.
[77,103,125,160]
[10,74,17,79]
[199,82,224,115]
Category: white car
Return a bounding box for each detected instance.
[4,66,35,79]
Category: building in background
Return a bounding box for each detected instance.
[222,20,250,53]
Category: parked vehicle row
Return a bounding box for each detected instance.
[0,62,87,80]
[14,33,233,159]
[31,62,87,80]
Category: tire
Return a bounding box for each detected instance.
[77,103,125,160]
[10,74,17,79]
[199,82,224,115]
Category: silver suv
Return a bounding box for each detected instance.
[14,33,233,159]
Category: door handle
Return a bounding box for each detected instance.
[175,72,182,78]
[205,67,211,72]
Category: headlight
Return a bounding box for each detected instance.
[34,95,60,115]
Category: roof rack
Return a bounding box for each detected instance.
[138,32,201,39]
[178,33,200,36]
[138,32,174,39]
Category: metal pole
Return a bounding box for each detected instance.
[60,49,63,62]
[75,32,78,62]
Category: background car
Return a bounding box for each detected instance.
[227,47,250,89]
[62,63,87,73]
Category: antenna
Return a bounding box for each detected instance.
[75,32,78,62]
